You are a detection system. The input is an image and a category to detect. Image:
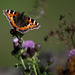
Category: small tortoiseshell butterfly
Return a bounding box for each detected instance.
[3,9,40,34]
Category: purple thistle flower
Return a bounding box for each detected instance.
[68,49,75,61]
[22,40,35,49]
[68,49,75,57]
[13,38,22,51]
[13,38,19,48]
[13,37,18,43]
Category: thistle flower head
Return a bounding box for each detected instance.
[13,38,19,48]
[68,49,75,61]
[22,40,35,49]
[68,49,75,57]
[12,38,22,55]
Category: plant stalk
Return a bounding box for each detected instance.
[19,56,26,70]
[35,63,41,75]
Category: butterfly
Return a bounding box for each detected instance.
[3,9,40,34]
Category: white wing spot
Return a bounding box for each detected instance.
[5,9,7,12]
[37,23,39,25]
[9,10,11,14]
[34,20,36,24]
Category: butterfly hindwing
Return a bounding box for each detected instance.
[26,17,40,30]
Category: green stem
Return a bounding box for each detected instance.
[35,63,41,75]
[33,64,37,75]
[19,56,26,70]
[43,65,48,73]
[32,57,38,75]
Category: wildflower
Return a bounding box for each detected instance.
[68,49,75,73]
[22,40,35,57]
[13,37,19,48]
[68,49,75,58]
[12,38,22,55]
[22,40,35,49]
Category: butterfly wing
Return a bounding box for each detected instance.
[26,17,40,30]
[3,9,19,29]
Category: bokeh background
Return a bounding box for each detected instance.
[0,0,75,69]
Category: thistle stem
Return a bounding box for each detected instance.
[19,56,26,70]
[43,65,48,73]
[32,57,38,75]
[35,63,41,75]
[33,64,37,75]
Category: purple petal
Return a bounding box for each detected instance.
[22,40,35,49]
[13,38,18,43]
[68,49,75,57]
[13,38,19,48]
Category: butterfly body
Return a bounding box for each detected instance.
[3,9,40,34]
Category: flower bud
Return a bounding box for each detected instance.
[21,52,28,59]
[27,48,35,57]
[35,44,41,51]
[47,58,54,65]
[13,38,22,50]
[13,38,19,48]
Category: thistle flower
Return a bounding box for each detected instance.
[12,38,22,55]
[13,37,19,48]
[68,49,75,58]
[22,40,35,49]
[22,40,35,57]
[68,49,75,74]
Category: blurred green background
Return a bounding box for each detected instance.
[0,0,75,67]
